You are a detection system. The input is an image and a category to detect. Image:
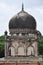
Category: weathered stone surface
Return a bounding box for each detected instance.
[0,61,43,65]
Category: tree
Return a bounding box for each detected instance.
[0,35,5,58]
[38,36,43,55]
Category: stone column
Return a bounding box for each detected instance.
[4,31,8,58]
[5,39,7,57]
[35,41,38,57]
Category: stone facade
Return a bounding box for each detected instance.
[5,32,39,59]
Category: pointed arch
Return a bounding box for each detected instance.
[18,46,25,56]
[27,46,35,56]
[9,46,15,56]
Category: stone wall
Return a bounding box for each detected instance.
[0,62,43,65]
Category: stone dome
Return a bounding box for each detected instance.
[9,4,36,31]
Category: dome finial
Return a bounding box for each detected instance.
[22,3,24,11]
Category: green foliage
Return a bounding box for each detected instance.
[38,36,43,55]
[0,35,5,58]
[0,35,5,41]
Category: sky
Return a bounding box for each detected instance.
[0,0,43,36]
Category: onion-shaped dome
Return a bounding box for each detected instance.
[9,4,36,33]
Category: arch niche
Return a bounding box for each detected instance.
[27,46,34,56]
[9,46,15,56]
[18,46,25,56]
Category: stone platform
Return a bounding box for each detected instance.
[0,61,43,65]
[0,56,43,65]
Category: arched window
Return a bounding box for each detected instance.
[27,46,34,56]
[18,46,25,55]
[9,46,15,56]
